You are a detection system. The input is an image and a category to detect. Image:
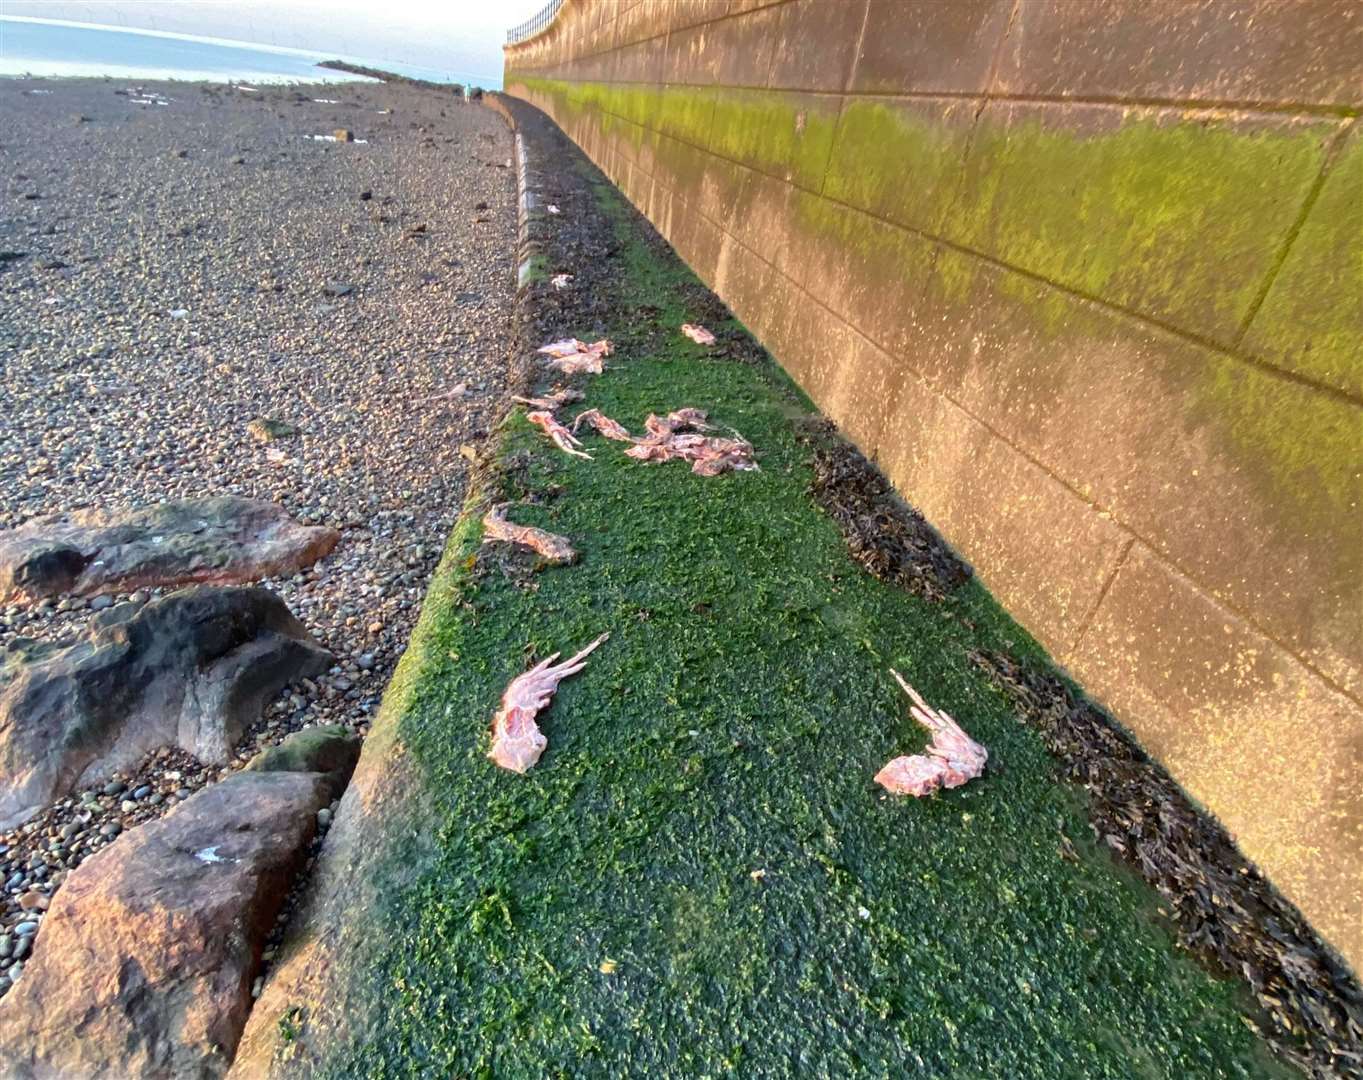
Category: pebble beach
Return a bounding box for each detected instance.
[0,75,516,987]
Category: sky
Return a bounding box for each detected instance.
[0,0,547,87]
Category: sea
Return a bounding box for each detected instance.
[0,17,491,87]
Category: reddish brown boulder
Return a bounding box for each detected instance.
[0,766,343,1079]
[0,497,339,606]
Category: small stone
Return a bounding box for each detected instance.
[13,937,30,961]
[133,785,152,800]
[0,936,10,958]
[102,781,125,797]
[246,418,300,444]
[357,653,375,670]
[316,807,332,827]
[322,282,353,298]
[99,822,121,838]
[14,922,38,937]
[18,891,49,912]
[88,595,115,611]
[120,800,137,813]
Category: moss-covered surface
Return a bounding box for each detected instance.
[1242,127,1363,398]
[512,76,1349,357]
[318,153,1293,1078]
[943,105,1343,345]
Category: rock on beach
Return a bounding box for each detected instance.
[0,586,331,828]
[0,728,359,1080]
[0,497,339,606]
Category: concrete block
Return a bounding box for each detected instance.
[996,0,1363,108]
[680,147,749,233]
[662,5,781,87]
[725,165,800,280]
[850,0,1014,95]
[876,374,1134,653]
[713,237,781,345]
[766,0,868,92]
[1070,544,1363,967]
[920,246,1363,696]
[652,85,718,146]
[709,89,840,190]
[779,191,939,362]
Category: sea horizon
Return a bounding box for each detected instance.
[0,16,501,88]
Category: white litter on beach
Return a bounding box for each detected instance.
[25,89,53,95]
[308,135,369,144]
[169,308,189,319]
[125,88,173,106]
[232,85,260,93]
[550,273,572,290]
[312,98,341,104]
[41,297,61,306]
[194,846,228,864]
[547,204,561,215]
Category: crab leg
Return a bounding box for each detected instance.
[526,410,593,459]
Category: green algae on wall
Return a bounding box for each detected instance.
[1192,353,1363,526]
[1242,126,1363,398]
[943,104,1345,345]
[822,97,978,235]
[708,89,840,191]
[507,67,1363,672]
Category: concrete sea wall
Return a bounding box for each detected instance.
[503,0,1363,968]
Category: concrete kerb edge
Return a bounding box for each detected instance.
[483,94,548,290]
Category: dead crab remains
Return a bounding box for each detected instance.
[488,633,609,773]
[875,671,987,797]
[481,503,577,564]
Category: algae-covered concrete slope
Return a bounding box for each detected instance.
[227,106,1337,1079]
[501,0,1363,972]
